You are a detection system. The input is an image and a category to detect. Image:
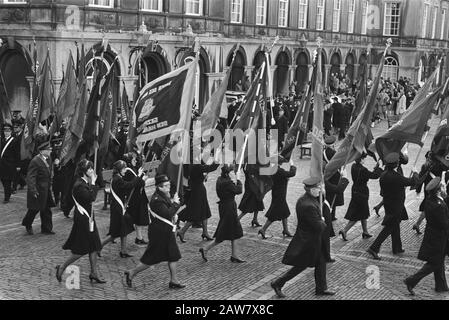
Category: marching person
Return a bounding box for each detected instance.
[123,152,149,245]
[21,141,56,235]
[270,177,335,298]
[199,165,245,263]
[12,123,26,192]
[404,177,449,295]
[56,159,105,284]
[339,153,382,241]
[100,160,147,258]
[124,175,186,289]
[367,153,418,260]
[258,156,296,239]
[238,164,265,227]
[0,123,20,203]
[177,157,220,243]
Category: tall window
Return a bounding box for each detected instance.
[186,0,202,15]
[347,0,355,33]
[332,0,341,32]
[361,0,368,35]
[141,0,162,12]
[256,0,267,25]
[298,0,308,29]
[231,0,243,23]
[278,0,289,27]
[382,56,399,81]
[316,0,325,31]
[431,6,438,39]
[383,2,401,36]
[88,0,114,7]
[441,9,446,40]
[422,4,430,38]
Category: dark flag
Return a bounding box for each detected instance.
[431,98,449,168]
[81,73,101,156]
[375,67,441,161]
[120,84,130,124]
[352,56,368,122]
[324,44,387,180]
[36,50,55,128]
[126,78,140,153]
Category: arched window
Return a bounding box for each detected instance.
[382,56,399,81]
[86,56,112,91]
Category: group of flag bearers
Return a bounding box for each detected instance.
[2,36,449,297]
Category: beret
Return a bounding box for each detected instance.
[37,141,52,151]
[155,174,170,186]
[2,123,12,130]
[303,177,321,188]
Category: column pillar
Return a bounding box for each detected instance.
[325,64,332,88]
[25,76,34,110]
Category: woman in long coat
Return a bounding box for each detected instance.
[404,177,449,295]
[258,157,296,239]
[125,175,186,289]
[238,164,265,227]
[199,165,245,263]
[339,153,382,241]
[177,161,219,242]
[123,152,149,245]
[100,160,146,258]
[56,160,105,284]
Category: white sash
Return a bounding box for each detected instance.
[324,200,331,211]
[72,195,94,232]
[125,168,137,177]
[150,210,177,233]
[1,137,13,159]
[110,185,126,216]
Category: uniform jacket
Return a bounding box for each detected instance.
[26,154,55,211]
[0,136,20,180]
[149,189,181,232]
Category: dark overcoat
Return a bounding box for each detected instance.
[418,195,449,265]
[0,136,20,180]
[265,165,297,221]
[282,193,327,268]
[141,189,181,265]
[345,163,382,221]
[214,176,244,243]
[63,178,101,255]
[324,147,349,207]
[124,169,149,226]
[238,166,265,213]
[379,168,417,226]
[26,155,55,211]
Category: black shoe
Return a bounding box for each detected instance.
[230,256,246,263]
[339,230,348,241]
[282,231,293,238]
[201,234,214,241]
[63,211,70,218]
[393,249,405,254]
[326,258,336,263]
[177,232,186,243]
[3,199,9,204]
[404,279,415,296]
[331,217,337,221]
[135,238,148,245]
[89,274,106,284]
[412,225,422,235]
[25,226,33,235]
[270,281,286,298]
[169,282,186,289]
[362,233,372,239]
[55,265,62,283]
[119,252,133,258]
[435,287,449,293]
[124,271,132,288]
[315,290,336,296]
[41,231,55,235]
[258,230,267,240]
[367,248,381,260]
[251,220,262,228]
[199,248,208,262]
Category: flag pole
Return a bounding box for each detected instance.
[94,36,106,173]
[265,36,279,127]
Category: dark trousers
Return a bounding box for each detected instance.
[406,261,448,292]
[21,207,53,232]
[12,170,26,191]
[1,179,12,201]
[274,253,327,292]
[369,222,403,254]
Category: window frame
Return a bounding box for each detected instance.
[185,0,203,16]
[332,0,341,32]
[383,2,401,37]
[230,0,244,24]
[361,0,368,35]
[316,0,325,31]
[431,6,438,39]
[298,0,308,29]
[88,0,114,8]
[140,0,163,13]
[2,0,27,4]
[441,9,446,40]
[278,0,289,28]
[422,3,430,38]
[256,0,267,26]
[347,0,355,34]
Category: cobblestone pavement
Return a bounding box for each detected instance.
[1,119,449,300]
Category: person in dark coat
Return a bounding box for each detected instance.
[367,153,418,260]
[331,97,345,140]
[177,160,220,242]
[123,152,149,245]
[238,164,266,227]
[21,141,56,235]
[0,123,20,203]
[56,159,105,284]
[339,153,382,241]
[404,177,449,295]
[199,165,245,263]
[125,175,186,289]
[321,194,335,263]
[276,109,289,151]
[270,177,335,298]
[51,152,64,208]
[11,124,26,192]
[323,99,333,136]
[100,160,147,258]
[323,135,350,221]
[258,156,296,239]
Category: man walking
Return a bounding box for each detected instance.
[21,141,56,235]
[0,123,20,203]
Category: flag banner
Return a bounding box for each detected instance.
[430,97,449,168]
[310,47,324,180]
[375,68,441,161]
[126,78,140,153]
[98,69,117,159]
[81,73,101,155]
[37,51,55,126]
[324,47,387,180]
[121,85,130,124]
[352,58,368,121]
[133,56,198,147]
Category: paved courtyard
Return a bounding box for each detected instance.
[0,119,448,301]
